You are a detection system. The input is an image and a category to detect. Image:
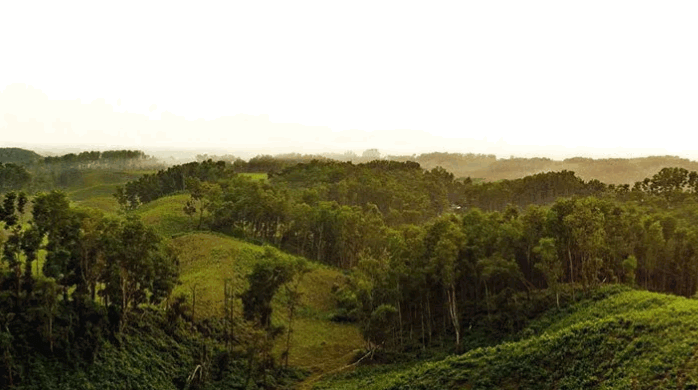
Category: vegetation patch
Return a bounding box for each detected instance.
[316,287,698,389]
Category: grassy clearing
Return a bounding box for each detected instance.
[64,169,150,189]
[135,194,191,236]
[67,183,119,201]
[64,169,153,214]
[315,286,698,390]
[72,195,120,214]
[240,172,268,181]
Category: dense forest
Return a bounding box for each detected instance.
[118,157,698,349]
[5,147,698,388]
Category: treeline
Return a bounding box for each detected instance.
[120,159,698,355]
[41,149,148,167]
[36,150,161,188]
[232,153,335,174]
[0,148,42,165]
[458,170,608,211]
[0,149,163,191]
[0,163,32,192]
[115,159,231,207]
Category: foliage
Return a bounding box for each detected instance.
[316,287,698,390]
[0,163,32,192]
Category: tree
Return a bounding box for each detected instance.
[185,177,222,229]
[534,237,563,308]
[240,247,299,380]
[241,247,295,329]
[426,216,465,352]
[99,215,178,332]
[280,258,309,367]
[622,255,637,287]
[564,198,606,289]
[362,149,381,161]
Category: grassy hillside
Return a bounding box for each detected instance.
[135,193,191,236]
[316,286,698,390]
[170,232,364,371]
[65,169,155,214]
[63,171,365,384]
[130,192,365,369]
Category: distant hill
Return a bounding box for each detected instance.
[0,147,42,164]
[386,153,698,184]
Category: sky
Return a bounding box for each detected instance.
[1,1,697,159]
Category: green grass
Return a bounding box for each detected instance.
[315,286,698,390]
[169,231,363,374]
[64,169,153,214]
[135,194,191,236]
[240,172,268,181]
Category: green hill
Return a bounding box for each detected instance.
[170,232,363,371]
[387,153,698,185]
[316,286,698,389]
[66,169,156,214]
[0,147,42,164]
[122,190,364,374]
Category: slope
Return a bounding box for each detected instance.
[68,175,365,377]
[0,147,42,165]
[316,286,698,390]
[66,169,157,214]
[170,232,364,371]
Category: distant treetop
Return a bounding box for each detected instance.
[0,147,43,165]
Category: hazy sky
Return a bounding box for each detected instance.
[2,1,697,159]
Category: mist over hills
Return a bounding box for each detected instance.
[0,84,685,162]
[4,144,698,186]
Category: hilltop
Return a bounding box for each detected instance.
[0,147,42,164]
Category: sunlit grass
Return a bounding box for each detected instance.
[135,194,191,237]
[240,172,268,181]
[315,286,698,389]
[169,231,363,373]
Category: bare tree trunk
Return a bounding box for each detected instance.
[447,285,460,353]
[568,246,575,301]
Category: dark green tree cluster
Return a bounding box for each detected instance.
[0,191,178,387]
[232,153,333,174]
[270,160,454,223]
[0,148,42,165]
[0,163,32,192]
[42,149,147,167]
[115,159,231,209]
[629,167,698,200]
[334,192,698,354]
[456,170,608,211]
